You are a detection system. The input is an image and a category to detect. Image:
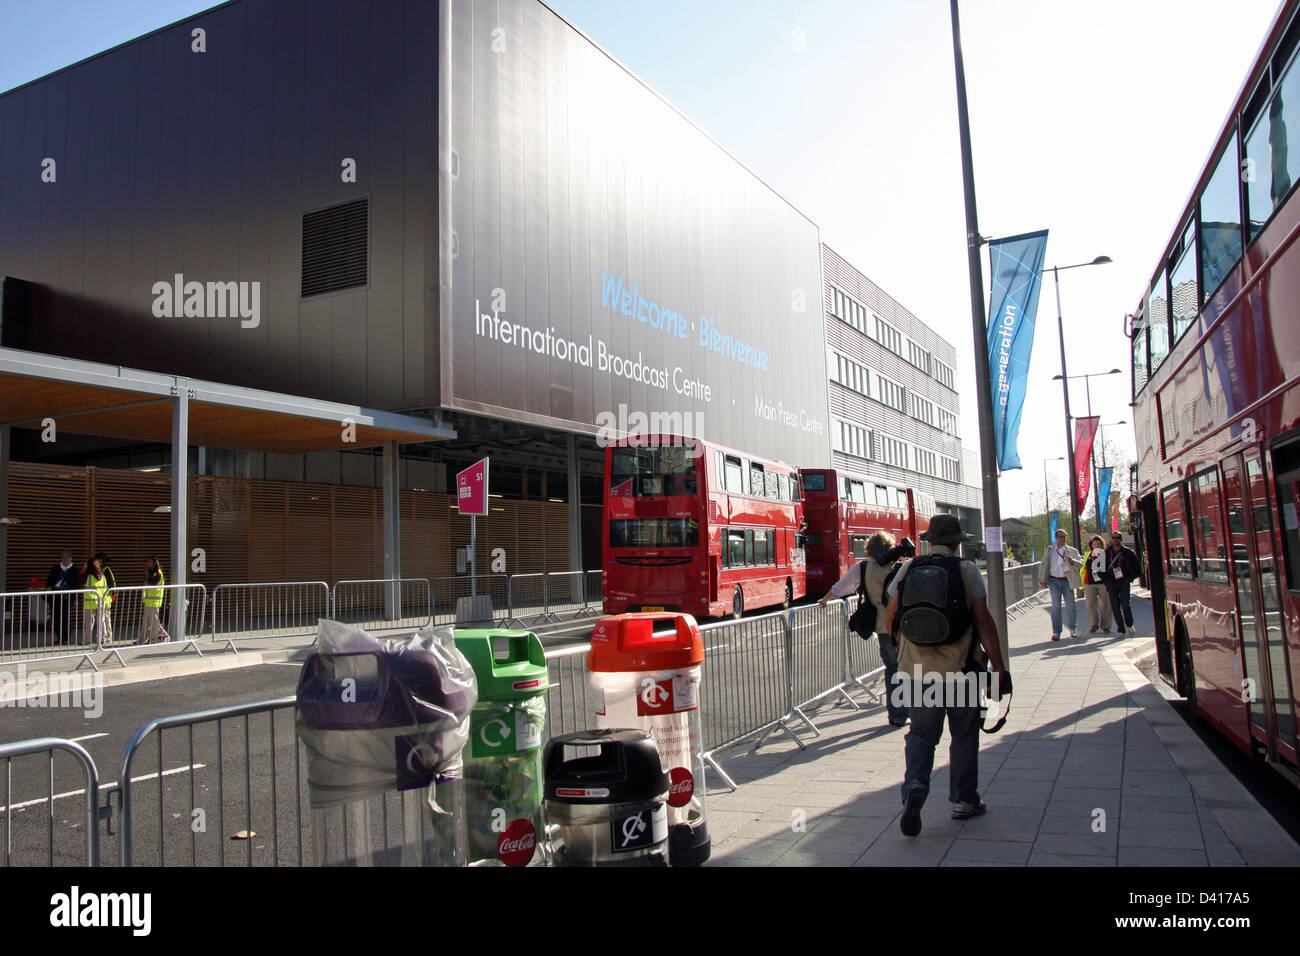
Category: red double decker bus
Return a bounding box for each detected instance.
[1129,0,1300,777]
[602,436,805,618]
[798,468,935,595]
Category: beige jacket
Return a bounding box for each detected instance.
[1041,545,1083,589]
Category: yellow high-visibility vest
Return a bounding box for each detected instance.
[83,573,109,609]
[144,569,165,608]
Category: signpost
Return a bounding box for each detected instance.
[457,458,489,594]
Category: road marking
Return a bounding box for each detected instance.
[69,733,109,743]
[0,763,205,813]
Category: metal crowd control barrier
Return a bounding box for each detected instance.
[210,581,330,651]
[330,578,432,634]
[508,572,555,627]
[788,602,862,734]
[99,584,207,667]
[582,570,603,616]
[117,696,303,867]
[430,574,509,625]
[543,570,589,621]
[1,737,101,867]
[541,642,597,742]
[843,601,887,701]
[698,610,803,791]
[0,588,101,669]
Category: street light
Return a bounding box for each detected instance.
[1049,256,1113,552]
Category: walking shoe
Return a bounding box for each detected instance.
[951,800,987,820]
[900,791,924,837]
[1090,625,1098,633]
[1051,634,1060,642]
[888,716,910,727]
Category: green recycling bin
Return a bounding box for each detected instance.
[453,628,550,866]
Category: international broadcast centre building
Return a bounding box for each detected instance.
[0,0,981,599]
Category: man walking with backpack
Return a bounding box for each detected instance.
[884,515,1009,837]
[819,532,915,726]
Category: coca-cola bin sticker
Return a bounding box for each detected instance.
[667,767,694,808]
[498,818,537,867]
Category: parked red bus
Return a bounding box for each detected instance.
[799,468,935,595]
[603,436,805,618]
[1129,0,1300,778]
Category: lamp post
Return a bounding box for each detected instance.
[1053,367,1123,534]
[1049,256,1113,552]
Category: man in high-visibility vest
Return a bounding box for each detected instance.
[141,556,171,643]
[82,554,112,646]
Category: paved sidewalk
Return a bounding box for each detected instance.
[705,592,1300,867]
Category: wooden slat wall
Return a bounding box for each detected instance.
[5,463,595,592]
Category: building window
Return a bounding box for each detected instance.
[833,418,872,461]
[911,394,936,427]
[941,456,962,482]
[873,317,904,355]
[869,370,906,413]
[938,407,960,437]
[908,340,930,372]
[932,359,955,390]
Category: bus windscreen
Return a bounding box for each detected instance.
[609,446,698,497]
[609,518,700,548]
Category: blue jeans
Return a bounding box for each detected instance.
[1048,577,1077,635]
[901,685,981,807]
[878,632,908,722]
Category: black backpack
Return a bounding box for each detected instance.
[896,554,972,646]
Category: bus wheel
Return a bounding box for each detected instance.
[731,587,744,620]
[782,579,793,610]
[1174,621,1197,714]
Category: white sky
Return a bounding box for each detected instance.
[551,0,1283,521]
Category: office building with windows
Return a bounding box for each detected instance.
[821,244,983,538]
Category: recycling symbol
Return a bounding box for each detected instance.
[640,678,670,709]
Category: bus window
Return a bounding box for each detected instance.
[749,462,764,497]
[1163,485,1193,578]
[767,530,776,564]
[1132,315,1149,397]
[715,451,725,490]
[609,518,700,549]
[1276,445,1300,592]
[724,455,744,493]
[876,485,889,506]
[850,481,866,504]
[1245,51,1300,240]
[1149,272,1170,371]
[850,535,867,559]
[1250,455,1297,750]
[801,472,825,493]
[840,476,850,501]
[754,530,769,565]
[895,489,908,510]
[1169,221,1198,345]
[744,529,755,566]
[789,473,800,501]
[1199,134,1243,299]
[1190,470,1229,583]
[609,445,698,497]
[778,473,790,500]
[725,529,745,568]
[765,470,779,499]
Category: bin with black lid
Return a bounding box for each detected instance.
[543,729,669,866]
[296,620,478,866]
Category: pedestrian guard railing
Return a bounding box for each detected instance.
[0,737,101,867]
[5,566,1050,865]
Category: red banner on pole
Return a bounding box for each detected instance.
[1074,417,1100,513]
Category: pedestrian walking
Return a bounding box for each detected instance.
[1039,529,1083,640]
[1104,532,1141,635]
[819,532,916,727]
[884,515,1010,837]
[44,549,80,646]
[1082,534,1112,635]
[81,553,112,646]
[140,556,171,644]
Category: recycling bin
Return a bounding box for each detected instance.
[297,620,478,867]
[453,628,549,867]
[587,612,710,866]
[543,729,669,866]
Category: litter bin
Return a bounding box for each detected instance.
[297,620,477,866]
[453,628,549,866]
[543,729,669,866]
[587,612,710,866]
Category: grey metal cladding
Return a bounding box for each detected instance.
[0,0,437,410]
[444,0,830,466]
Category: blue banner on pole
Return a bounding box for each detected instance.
[1097,466,1114,529]
[987,230,1049,471]
[1049,511,1059,540]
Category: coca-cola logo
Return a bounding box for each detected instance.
[668,767,694,808]
[497,819,536,867]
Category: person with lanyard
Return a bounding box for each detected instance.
[1104,532,1141,635]
[45,549,80,646]
[1039,528,1082,641]
[1082,534,1113,635]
